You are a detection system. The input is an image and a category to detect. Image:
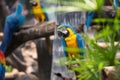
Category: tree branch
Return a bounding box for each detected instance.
[5,20,56,57]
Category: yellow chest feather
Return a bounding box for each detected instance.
[65,34,79,57]
[32,6,43,14]
[65,34,78,48]
[32,5,45,22]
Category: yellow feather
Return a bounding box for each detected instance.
[65,28,79,57]
[32,0,45,22]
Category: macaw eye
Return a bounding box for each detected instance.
[57,30,63,37]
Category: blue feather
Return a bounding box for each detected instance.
[85,11,95,30]
[0,3,25,53]
[0,64,5,80]
[41,4,49,21]
[0,3,25,80]
[61,38,68,57]
[76,34,85,56]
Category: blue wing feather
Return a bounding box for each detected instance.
[0,3,25,53]
[41,4,49,21]
[61,38,68,57]
[85,11,95,30]
[0,3,25,80]
[0,64,5,80]
[0,22,13,52]
[76,34,85,56]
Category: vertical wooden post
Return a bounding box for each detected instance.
[35,39,52,80]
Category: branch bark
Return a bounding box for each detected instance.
[5,20,56,57]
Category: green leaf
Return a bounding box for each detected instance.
[98,62,104,70]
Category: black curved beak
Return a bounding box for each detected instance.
[57,28,69,38]
[30,0,38,6]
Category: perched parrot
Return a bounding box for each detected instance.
[30,0,48,22]
[0,3,25,80]
[57,24,85,58]
[30,0,52,53]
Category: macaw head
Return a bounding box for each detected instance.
[57,24,76,38]
[30,0,39,6]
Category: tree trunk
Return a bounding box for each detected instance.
[35,39,52,80]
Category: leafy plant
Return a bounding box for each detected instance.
[49,0,120,80]
[65,19,120,80]
[61,0,120,80]
[5,65,12,72]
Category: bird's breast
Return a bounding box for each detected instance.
[65,34,77,48]
[65,34,79,57]
[32,6,43,14]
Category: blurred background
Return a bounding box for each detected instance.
[1,0,119,80]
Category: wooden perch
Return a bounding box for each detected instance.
[5,20,56,57]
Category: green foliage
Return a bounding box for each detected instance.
[55,0,120,80]
[47,0,97,12]
[66,22,120,80]
[5,65,12,72]
[50,0,120,79]
[95,0,104,11]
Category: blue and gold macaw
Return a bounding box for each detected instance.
[57,24,85,58]
[0,3,25,80]
[30,0,48,22]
